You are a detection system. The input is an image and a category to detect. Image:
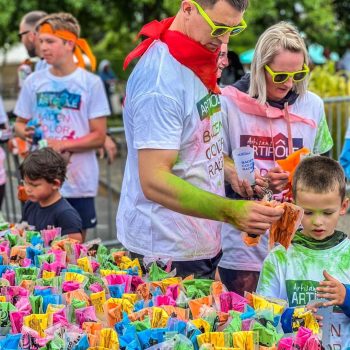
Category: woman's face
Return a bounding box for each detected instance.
[265,49,305,102]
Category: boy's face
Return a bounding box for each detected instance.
[23,176,59,204]
[295,186,349,240]
[39,33,74,66]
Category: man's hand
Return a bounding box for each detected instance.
[267,167,289,193]
[97,134,118,164]
[316,270,346,307]
[228,200,284,235]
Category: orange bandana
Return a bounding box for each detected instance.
[39,23,96,71]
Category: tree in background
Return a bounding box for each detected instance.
[0,0,346,80]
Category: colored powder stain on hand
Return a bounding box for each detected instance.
[165,170,249,225]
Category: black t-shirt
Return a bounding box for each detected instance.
[22,197,82,236]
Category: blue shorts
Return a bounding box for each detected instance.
[66,197,97,229]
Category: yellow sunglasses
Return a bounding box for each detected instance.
[264,64,310,84]
[190,0,247,37]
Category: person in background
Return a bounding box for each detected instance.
[98,59,117,114]
[217,43,229,82]
[21,148,83,242]
[19,11,48,71]
[0,96,10,210]
[14,12,110,241]
[219,49,244,86]
[18,11,117,163]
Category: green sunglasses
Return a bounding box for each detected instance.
[190,0,247,38]
[264,64,310,84]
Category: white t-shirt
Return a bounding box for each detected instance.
[117,41,225,261]
[35,59,50,72]
[14,67,111,197]
[219,88,333,271]
[257,238,350,348]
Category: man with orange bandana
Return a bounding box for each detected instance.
[14,12,110,241]
[117,0,284,278]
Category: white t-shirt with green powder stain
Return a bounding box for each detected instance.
[257,239,350,349]
[218,90,333,272]
[117,41,225,261]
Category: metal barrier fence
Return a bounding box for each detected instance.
[324,96,350,159]
[2,96,350,246]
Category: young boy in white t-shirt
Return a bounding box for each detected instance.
[257,156,350,348]
[14,13,110,241]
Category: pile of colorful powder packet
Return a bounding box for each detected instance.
[0,222,324,350]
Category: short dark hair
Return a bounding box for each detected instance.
[292,156,346,201]
[197,0,249,12]
[22,11,48,28]
[20,148,67,185]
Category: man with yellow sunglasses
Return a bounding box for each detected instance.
[119,0,284,278]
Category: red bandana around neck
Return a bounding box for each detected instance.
[124,17,220,94]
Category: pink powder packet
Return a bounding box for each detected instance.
[154,295,176,307]
[41,227,61,247]
[10,311,26,333]
[62,280,80,293]
[91,260,100,273]
[294,326,312,348]
[105,274,132,292]
[48,249,67,268]
[2,269,15,285]
[21,258,32,267]
[219,291,248,313]
[89,283,104,293]
[166,284,179,301]
[75,306,97,328]
[277,337,293,350]
[131,275,144,291]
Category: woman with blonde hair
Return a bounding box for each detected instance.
[218,21,333,294]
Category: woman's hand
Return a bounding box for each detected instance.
[267,167,289,193]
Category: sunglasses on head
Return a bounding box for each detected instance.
[190,0,247,38]
[264,64,310,84]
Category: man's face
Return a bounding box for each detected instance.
[19,20,36,57]
[217,43,229,78]
[184,0,244,52]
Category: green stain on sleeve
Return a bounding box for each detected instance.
[313,114,333,154]
[339,252,350,271]
[274,248,287,266]
[259,259,277,293]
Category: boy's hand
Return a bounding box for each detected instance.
[306,303,324,327]
[24,125,35,143]
[47,139,66,153]
[316,270,346,307]
[97,135,118,164]
[267,167,289,193]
